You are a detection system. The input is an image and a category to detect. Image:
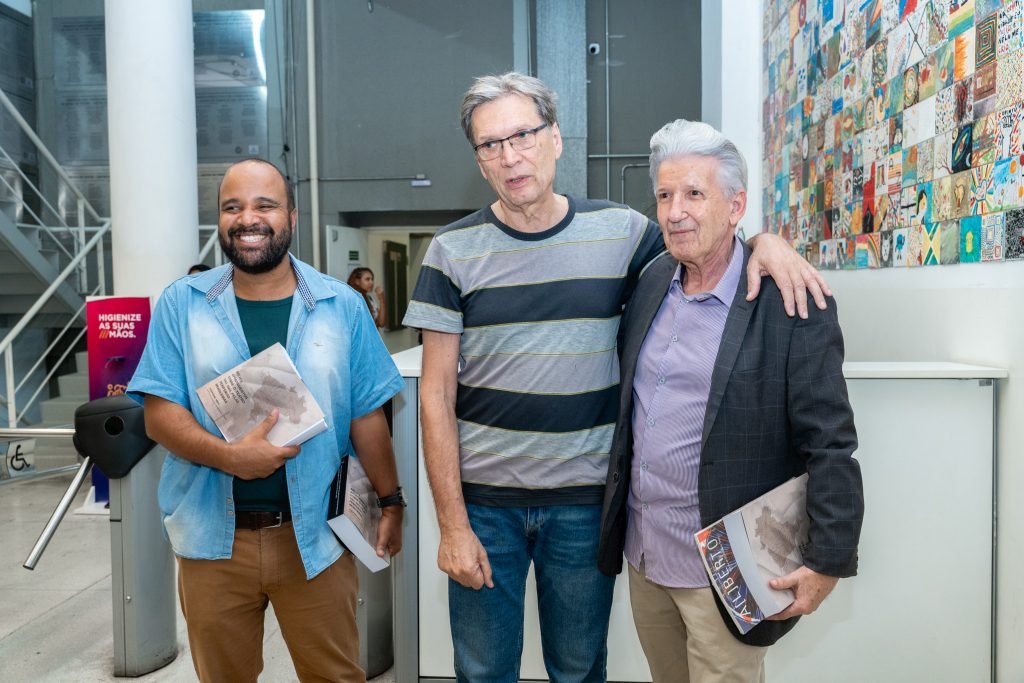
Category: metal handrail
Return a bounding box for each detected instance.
[197,225,223,265]
[0,86,104,225]
[1,223,109,426]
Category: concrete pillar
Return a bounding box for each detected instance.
[105,0,198,298]
[536,0,587,199]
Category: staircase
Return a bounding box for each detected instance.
[29,350,88,469]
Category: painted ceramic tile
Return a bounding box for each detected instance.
[996,46,1024,110]
[922,222,942,263]
[961,215,983,261]
[887,151,903,192]
[954,29,978,81]
[907,4,930,63]
[997,0,1024,57]
[889,21,914,80]
[936,83,959,133]
[903,64,921,107]
[855,234,871,267]
[903,144,920,185]
[934,129,955,178]
[929,1,952,51]
[875,192,892,230]
[954,78,975,127]
[974,110,999,164]
[893,226,910,265]
[949,0,976,40]
[889,115,904,152]
[880,229,895,265]
[995,102,1024,156]
[820,239,838,268]
[882,0,901,34]
[951,169,977,217]
[933,174,954,220]
[981,211,1006,259]
[939,220,962,263]
[875,84,892,123]
[919,134,936,181]
[935,38,957,89]
[976,63,998,107]
[973,161,997,212]
[873,39,889,85]
[919,53,939,100]
[952,122,975,172]
[978,0,1005,19]
[835,237,851,268]
[991,156,1018,211]
[912,182,934,224]
[866,232,882,266]
[906,223,925,264]
[976,14,998,68]
[1004,206,1024,258]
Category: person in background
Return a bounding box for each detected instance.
[129,159,405,683]
[598,120,864,683]
[348,267,387,329]
[188,263,211,275]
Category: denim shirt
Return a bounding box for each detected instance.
[127,256,404,579]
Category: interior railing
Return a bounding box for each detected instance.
[0,85,110,432]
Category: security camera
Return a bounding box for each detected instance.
[588,43,601,56]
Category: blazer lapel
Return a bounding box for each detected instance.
[621,254,676,391]
[701,246,756,450]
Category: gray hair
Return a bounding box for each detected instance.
[649,120,747,198]
[460,72,559,142]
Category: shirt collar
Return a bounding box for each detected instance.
[672,236,744,307]
[191,255,333,311]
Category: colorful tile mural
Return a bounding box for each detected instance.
[762,0,1023,269]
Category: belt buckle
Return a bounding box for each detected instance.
[267,512,283,528]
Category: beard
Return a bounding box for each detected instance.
[220,223,292,274]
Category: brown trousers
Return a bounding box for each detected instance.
[628,562,767,683]
[177,523,363,683]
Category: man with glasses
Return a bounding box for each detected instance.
[403,72,829,683]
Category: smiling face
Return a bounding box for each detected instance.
[655,155,746,273]
[218,161,296,274]
[471,93,562,215]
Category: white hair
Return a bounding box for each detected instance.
[649,119,748,197]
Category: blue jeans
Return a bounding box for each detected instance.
[449,503,615,683]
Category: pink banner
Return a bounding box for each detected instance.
[86,297,151,502]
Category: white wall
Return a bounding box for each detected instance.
[720,4,1023,679]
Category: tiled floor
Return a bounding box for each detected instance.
[0,472,395,682]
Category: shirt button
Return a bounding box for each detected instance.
[641,462,648,471]
[642,503,649,511]
[658,376,666,385]
[671,335,678,342]
[647,417,655,426]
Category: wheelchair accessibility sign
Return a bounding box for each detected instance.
[2,439,35,478]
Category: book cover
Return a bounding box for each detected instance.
[196,342,327,447]
[695,474,809,634]
[327,456,390,573]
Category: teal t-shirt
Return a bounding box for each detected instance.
[233,295,293,512]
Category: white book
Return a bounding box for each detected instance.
[196,342,327,447]
[695,474,809,634]
[327,456,390,572]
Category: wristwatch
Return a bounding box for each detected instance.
[376,486,407,509]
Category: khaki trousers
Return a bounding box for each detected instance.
[628,562,767,683]
[177,522,363,683]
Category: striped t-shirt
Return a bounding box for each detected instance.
[403,196,664,506]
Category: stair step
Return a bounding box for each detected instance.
[0,273,46,295]
[0,295,71,315]
[40,397,83,426]
[76,351,88,374]
[58,372,88,396]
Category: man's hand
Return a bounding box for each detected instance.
[438,525,493,590]
[375,506,403,558]
[230,409,300,480]
[746,232,831,318]
[766,565,839,620]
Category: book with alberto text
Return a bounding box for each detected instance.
[694,474,809,634]
[327,455,389,572]
[196,342,327,447]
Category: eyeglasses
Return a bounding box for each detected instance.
[473,123,549,161]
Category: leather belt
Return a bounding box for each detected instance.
[234,510,291,530]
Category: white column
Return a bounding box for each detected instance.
[105,0,198,298]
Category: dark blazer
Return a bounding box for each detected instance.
[597,245,864,647]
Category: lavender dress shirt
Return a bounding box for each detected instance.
[624,237,744,588]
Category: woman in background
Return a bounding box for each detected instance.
[347,267,387,329]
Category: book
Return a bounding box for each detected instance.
[196,342,327,447]
[327,455,390,572]
[694,474,810,634]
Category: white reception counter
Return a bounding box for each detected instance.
[389,347,1005,682]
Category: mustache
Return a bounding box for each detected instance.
[228,225,273,238]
